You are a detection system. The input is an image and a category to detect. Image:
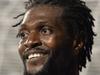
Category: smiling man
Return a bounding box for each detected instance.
[13,0,95,75]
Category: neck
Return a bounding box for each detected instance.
[67,62,79,75]
[66,56,79,75]
[52,53,79,75]
[53,60,79,75]
[50,55,79,75]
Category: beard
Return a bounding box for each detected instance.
[22,44,74,75]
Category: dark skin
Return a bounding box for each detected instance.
[18,5,83,75]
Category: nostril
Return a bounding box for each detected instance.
[31,42,42,48]
[24,41,42,48]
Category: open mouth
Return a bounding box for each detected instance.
[28,53,44,59]
[23,49,50,64]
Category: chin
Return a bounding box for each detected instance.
[23,50,51,75]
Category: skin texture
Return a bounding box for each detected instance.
[18,5,81,75]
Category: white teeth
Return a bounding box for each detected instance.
[28,54,41,59]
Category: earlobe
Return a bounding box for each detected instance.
[73,40,84,55]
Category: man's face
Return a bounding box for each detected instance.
[18,5,74,75]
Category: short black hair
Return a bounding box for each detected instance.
[13,0,96,71]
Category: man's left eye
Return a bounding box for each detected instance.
[40,27,52,35]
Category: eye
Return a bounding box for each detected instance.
[17,31,28,39]
[40,26,53,35]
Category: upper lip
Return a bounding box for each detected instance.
[22,48,50,60]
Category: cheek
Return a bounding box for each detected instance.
[18,43,26,57]
[18,39,27,55]
[42,36,61,49]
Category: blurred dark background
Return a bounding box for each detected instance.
[0,0,100,75]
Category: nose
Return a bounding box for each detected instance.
[24,32,42,48]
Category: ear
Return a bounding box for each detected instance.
[73,40,84,55]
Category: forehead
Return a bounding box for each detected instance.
[30,5,63,16]
[22,5,64,24]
